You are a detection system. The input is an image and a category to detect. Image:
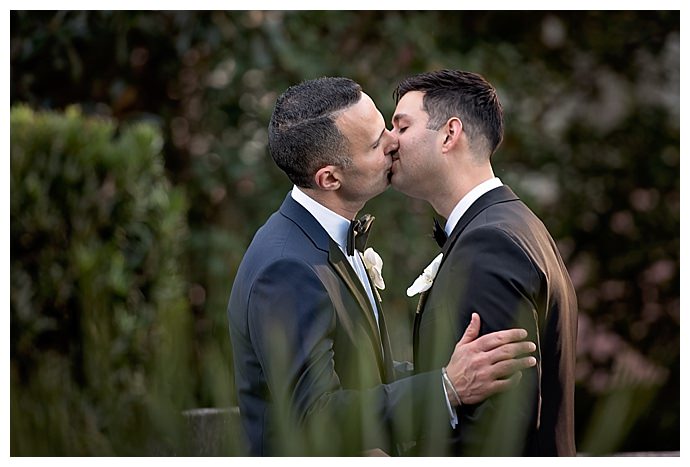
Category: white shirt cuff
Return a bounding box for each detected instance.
[442,375,458,428]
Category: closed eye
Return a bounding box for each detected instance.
[372,127,386,149]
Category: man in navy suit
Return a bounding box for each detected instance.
[390,70,578,455]
[227,77,537,456]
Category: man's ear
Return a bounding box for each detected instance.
[313,165,341,191]
[441,117,463,153]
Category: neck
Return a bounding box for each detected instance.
[301,188,362,220]
[430,165,494,218]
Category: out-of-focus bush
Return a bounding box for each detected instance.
[10,106,194,455]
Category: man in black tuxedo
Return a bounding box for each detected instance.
[390,70,578,456]
[227,77,537,456]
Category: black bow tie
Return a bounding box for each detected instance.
[347,214,375,255]
[433,217,448,248]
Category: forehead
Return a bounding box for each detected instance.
[336,93,383,141]
[394,91,427,120]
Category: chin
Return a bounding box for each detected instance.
[389,175,403,191]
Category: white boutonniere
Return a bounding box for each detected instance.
[406,253,444,297]
[362,247,385,290]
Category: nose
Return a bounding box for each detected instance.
[383,129,399,157]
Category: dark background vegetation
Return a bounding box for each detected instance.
[10,11,679,455]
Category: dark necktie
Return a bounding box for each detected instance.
[347,214,375,255]
[432,217,448,248]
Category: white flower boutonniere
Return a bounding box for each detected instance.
[362,247,385,290]
[406,253,444,297]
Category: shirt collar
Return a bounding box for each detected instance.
[291,185,351,251]
[445,177,503,236]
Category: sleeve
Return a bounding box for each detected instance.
[246,258,447,455]
[445,226,542,455]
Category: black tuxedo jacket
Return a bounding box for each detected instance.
[228,194,446,455]
[413,185,578,456]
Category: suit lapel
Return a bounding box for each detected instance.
[376,306,395,383]
[412,289,431,366]
[328,240,386,373]
[359,255,395,383]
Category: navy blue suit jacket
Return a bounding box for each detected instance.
[413,186,578,456]
[228,194,445,455]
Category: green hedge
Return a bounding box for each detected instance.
[10,106,193,455]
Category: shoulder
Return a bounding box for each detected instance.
[243,215,322,268]
[450,223,539,278]
[458,222,523,251]
[246,257,337,339]
[256,255,318,277]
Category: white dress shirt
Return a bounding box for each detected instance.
[444,177,503,236]
[290,186,380,325]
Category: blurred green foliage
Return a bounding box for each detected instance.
[10,11,679,454]
[10,106,193,455]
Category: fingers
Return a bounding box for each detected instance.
[473,328,529,352]
[460,370,526,405]
[458,313,481,346]
[487,341,537,364]
[491,356,537,379]
[486,371,524,398]
[446,320,539,405]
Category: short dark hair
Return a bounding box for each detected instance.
[268,77,361,188]
[394,69,504,159]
